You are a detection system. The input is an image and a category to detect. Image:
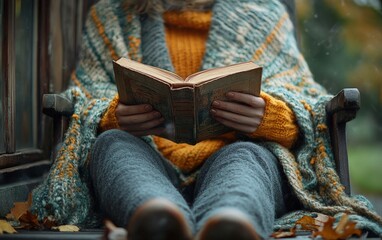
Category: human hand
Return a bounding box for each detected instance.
[210,92,265,134]
[115,102,165,136]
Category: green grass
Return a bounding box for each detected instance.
[348,143,382,194]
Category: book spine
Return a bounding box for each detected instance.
[170,87,196,144]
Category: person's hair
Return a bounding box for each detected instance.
[122,0,214,15]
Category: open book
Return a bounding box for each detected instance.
[113,57,262,144]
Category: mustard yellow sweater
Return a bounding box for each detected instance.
[99,11,299,173]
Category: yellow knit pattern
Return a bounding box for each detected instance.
[153,133,236,173]
[98,11,299,173]
[99,94,120,132]
[250,92,299,149]
[163,11,211,79]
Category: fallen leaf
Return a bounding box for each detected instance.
[338,221,362,239]
[42,216,57,229]
[296,215,322,232]
[6,194,32,221]
[315,213,330,223]
[0,220,17,234]
[312,217,339,239]
[103,219,127,240]
[312,214,362,239]
[271,227,296,238]
[335,214,349,234]
[273,213,363,240]
[52,225,80,232]
[18,211,41,230]
[5,213,13,221]
[9,201,29,220]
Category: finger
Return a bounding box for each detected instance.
[121,117,165,132]
[118,111,161,125]
[226,92,265,108]
[211,108,262,126]
[116,103,153,116]
[212,100,263,118]
[214,117,259,134]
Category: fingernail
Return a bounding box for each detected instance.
[154,111,161,117]
[211,109,217,115]
[227,92,234,98]
[145,105,152,111]
[212,101,219,107]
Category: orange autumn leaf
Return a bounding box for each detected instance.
[335,214,349,234]
[296,215,323,232]
[8,202,29,221]
[272,213,363,240]
[6,194,32,221]
[312,217,340,239]
[271,227,296,238]
[18,211,41,230]
[313,214,362,239]
[337,221,362,239]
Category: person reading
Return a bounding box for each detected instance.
[31,0,382,239]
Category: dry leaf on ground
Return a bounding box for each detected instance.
[312,214,362,239]
[17,211,41,230]
[6,194,32,221]
[272,213,362,239]
[11,202,29,220]
[103,219,128,240]
[52,225,80,232]
[0,220,17,234]
[270,227,296,238]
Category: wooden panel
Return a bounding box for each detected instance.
[50,0,97,93]
[0,149,45,169]
[37,0,52,158]
[0,1,4,154]
[2,0,16,153]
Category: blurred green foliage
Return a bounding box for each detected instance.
[349,144,382,194]
[296,0,382,143]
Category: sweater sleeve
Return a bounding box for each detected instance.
[98,94,120,132]
[249,92,299,149]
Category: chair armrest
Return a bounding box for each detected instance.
[42,94,74,117]
[42,94,74,160]
[326,88,360,195]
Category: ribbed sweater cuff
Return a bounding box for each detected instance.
[250,92,299,149]
[99,94,120,132]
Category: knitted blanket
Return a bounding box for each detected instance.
[31,0,382,234]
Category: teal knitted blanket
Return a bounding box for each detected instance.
[31,0,382,234]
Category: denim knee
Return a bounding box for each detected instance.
[215,141,277,166]
[94,129,130,146]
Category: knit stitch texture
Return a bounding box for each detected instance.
[31,0,382,234]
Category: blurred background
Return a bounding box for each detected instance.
[296,0,382,213]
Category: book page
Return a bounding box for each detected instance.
[115,58,184,83]
[185,61,260,84]
[193,68,262,141]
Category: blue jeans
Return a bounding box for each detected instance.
[90,129,289,237]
